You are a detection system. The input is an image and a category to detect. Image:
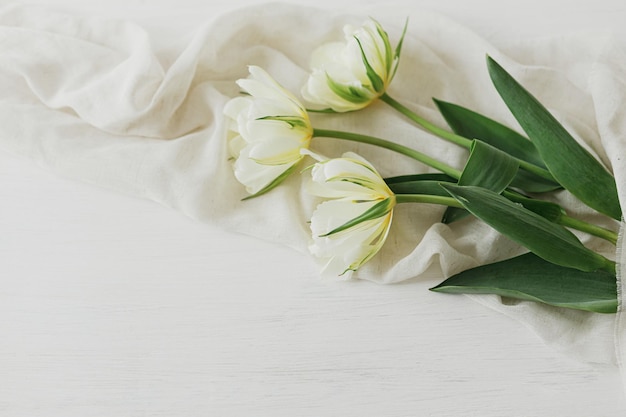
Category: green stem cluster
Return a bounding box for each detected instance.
[312,128,619,245]
[380,93,555,182]
[379,93,472,148]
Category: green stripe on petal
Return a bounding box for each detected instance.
[250,152,303,166]
[325,176,385,194]
[389,19,408,80]
[344,215,393,273]
[242,163,300,200]
[257,115,311,130]
[320,197,395,237]
[354,36,385,93]
[326,73,375,104]
[340,156,385,178]
[373,20,393,76]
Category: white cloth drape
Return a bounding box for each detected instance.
[0,1,624,388]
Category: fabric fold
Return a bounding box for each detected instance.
[0,2,624,377]
[587,34,626,394]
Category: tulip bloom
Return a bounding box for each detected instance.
[224,66,313,197]
[308,152,396,275]
[302,18,406,112]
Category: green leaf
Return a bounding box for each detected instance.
[430,252,617,314]
[460,140,520,191]
[502,191,564,223]
[443,140,519,224]
[487,56,622,219]
[434,99,543,165]
[385,173,455,184]
[389,180,452,197]
[508,170,561,194]
[434,98,560,193]
[386,173,455,196]
[386,175,567,225]
[441,184,615,273]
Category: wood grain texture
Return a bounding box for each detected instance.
[1,151,625,416]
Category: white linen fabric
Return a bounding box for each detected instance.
[0,1,624,379]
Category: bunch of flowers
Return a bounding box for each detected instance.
[224,18,621,314]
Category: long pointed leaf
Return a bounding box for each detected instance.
[387,174,566,223]
[502,191,564,223]
[385,173,455,185]
[508,169,560,193]
[386,173,455,196]
[441,184,615,273]
[487,56,621,219]
[430,252,617,314]
[443,140,519,223]
[387,175,570,225]
[459,140,519,191]
[434,98,561,193]
[434,99,544,165]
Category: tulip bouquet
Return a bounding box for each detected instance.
[224,19,621,314]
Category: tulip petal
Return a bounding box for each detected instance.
[302,18,404,112]
[223,96,251,121]
[234,155,292,195]
[224,66,313,197]
[307,153,396,275]
[310,214,393,275]
[309,155,392,199]
[247,135,306,166]
[227,133,246,158]
[310,199,380,235]
[321,198,395,237]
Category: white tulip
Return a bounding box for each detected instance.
[224,66,313,197]
[308,152,396,276]
[302,18,406,112]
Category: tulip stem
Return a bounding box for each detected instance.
[380,93,472,148]
[380,93,556,182]
[556,215,618,245]
[313,128,462,179]
[395,194,464,208]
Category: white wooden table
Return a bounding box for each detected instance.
[2,1,626,415]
